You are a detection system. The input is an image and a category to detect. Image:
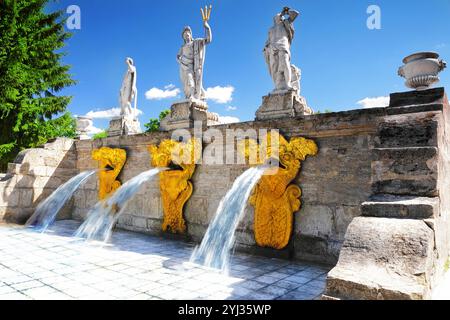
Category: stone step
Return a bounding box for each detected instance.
[371,147,438,197]
[374,117,438,148]
[361,195,438,219]
[324,217,434,300]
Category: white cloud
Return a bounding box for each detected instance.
[205,86,234,104]
[436,43,447,49]
[218,116,240,124]
[85,124,103,135]
[85,107,143,119]
[145,85,180,100]
[357,96,390,109]
[226,106,237,111]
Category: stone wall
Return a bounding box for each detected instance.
[70,109,380,265]
[0,138,77,223]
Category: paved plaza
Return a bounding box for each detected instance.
[0,221,330,300]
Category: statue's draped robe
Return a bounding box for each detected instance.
[119,67,136,118]
[264,17,295,87]
[178,38,207,100]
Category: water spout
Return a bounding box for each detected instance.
[25,170,97,232]
[190,166,267,272]
[74,168,166,242]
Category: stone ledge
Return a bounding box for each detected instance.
[324,217,434,300]
[361,195,439,219]
[389,87,446,108]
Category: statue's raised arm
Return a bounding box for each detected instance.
[281,7,299,22]
[201,5,212,44]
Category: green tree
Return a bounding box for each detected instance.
[0,0,76,171]
[144,109,170,133]
[92,131,108,140]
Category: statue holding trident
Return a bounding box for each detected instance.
[264,7,300,92]
[177,5,213,101]
[160,6,220,131]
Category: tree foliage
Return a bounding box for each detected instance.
[0,0,76,171]
[144,109,170,133]
[92,131,108,140]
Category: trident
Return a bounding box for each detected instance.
[200,5,212,22]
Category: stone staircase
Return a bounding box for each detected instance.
[323,88,449,300]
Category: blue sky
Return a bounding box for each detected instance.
[47,0,450,133]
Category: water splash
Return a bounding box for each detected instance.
[190,166,267,272]
[25,170,97,232]
[74,168,166,242]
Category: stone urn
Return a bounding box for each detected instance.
[76,116,93,140]
[398,52,446,90]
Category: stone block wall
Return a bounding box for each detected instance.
[73,102,381,265]
[0,138,77,224]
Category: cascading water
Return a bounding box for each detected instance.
[74,168,166,242]
[25,170,97,232]
[190,166,267,272]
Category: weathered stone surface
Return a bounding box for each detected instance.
[325,217,434,300]
[389,87,446,108]
[362,195,438,219]
[375,115,438,148]
[296,205,334,239]
[371,147,438,197]
[255,90,312,121]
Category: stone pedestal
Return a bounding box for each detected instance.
[255,90,313,121]
[160,99,219,131]
[108,116,142,137]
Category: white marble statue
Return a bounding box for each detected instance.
[177,5,212,101]
[264,7,300,92]
[119,57,138,119]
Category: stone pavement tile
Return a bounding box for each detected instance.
[0,292,32,300]
[227,286,254,298]
[239,292,278,300]
[157,275,185,285]
[307,279,327,290]
[22,286,59,300]
[283,275,312,285]
[1,274,33,285]
[0,285,16,295]
[39,275,72,286]
[300,267,329,277]
[42,292,74,300]
[11,280,44,291]
[259,285,292,298]
[263,271,290,280]
[175,279,211,291]
[148,285,177,299]
[295,285,324,297]
[273,279,303,291]
[277,290,317,300]
[277,266,308,275]
[253,275,282,285]
[62,285,101,299]
[204,292,233,300]
[229,264,250,271]
[236,280,268,291]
